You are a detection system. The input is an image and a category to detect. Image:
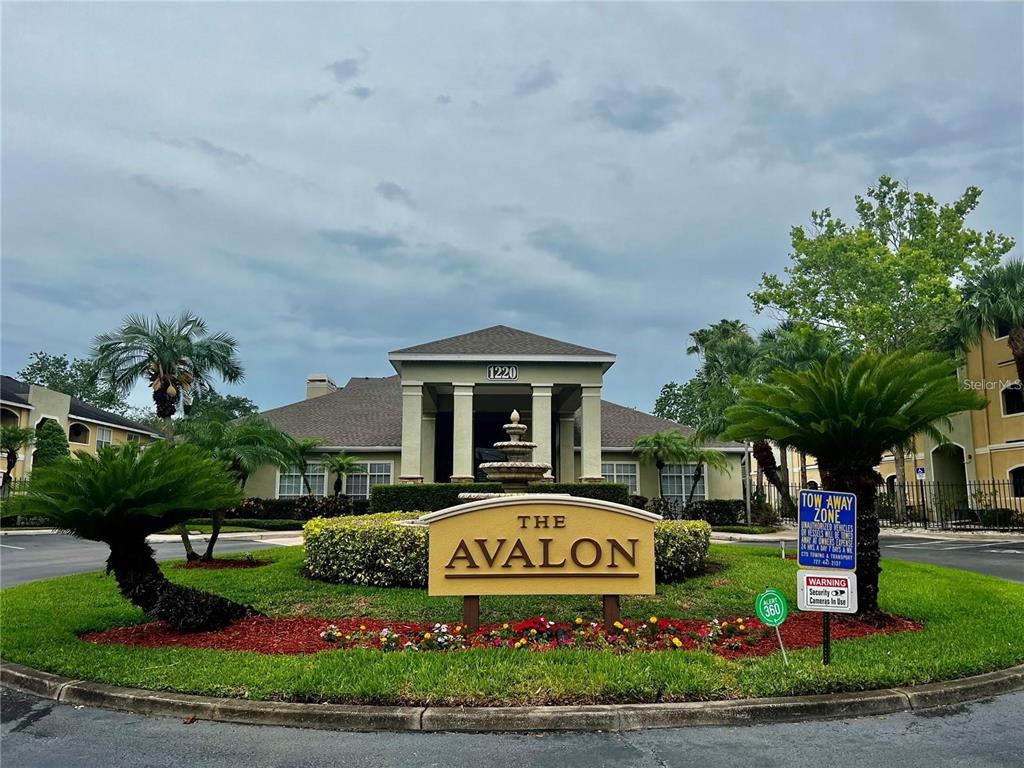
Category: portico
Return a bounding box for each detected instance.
[388,327,615,484]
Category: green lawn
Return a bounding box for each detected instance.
[1,544,1021,705]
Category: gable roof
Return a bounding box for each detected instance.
[389,325,614,360]
[255,374,743,451]
[0,374,159,436]
[258,375,403,447]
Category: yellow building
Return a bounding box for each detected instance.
[1,375,159,480]
[773,328,1023,510]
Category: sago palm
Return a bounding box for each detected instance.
[723,351,985,615]
[956,257,1024,384]
[323,452,366,498]
[10,442,254,631]
[178,416,293,559]
[91,312,244,424]
[633,430,729,504]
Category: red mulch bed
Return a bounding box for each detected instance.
[175,559,271,570]
[82,613,921,658]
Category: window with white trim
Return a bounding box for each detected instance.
[96,427,113,450]
[601,462,638,494]
[278,463,326,498]
[344,462,392,499]
[661,463,705,504]
[126,433,141,443]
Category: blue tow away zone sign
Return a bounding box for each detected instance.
[798,490,856,571]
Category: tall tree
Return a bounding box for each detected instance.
[91,311,244,560]
[11,442,253,631]
[177,416,292,560]
[723,352,985,616]
[653,379,703,426]
[184,390,260,423]
[751,176,1013,496]
[955,257,1024,384]
[751,176,1014,354]
[18,352,128,413]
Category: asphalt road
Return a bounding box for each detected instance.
[2,686,1022,768]
[0,533,290,587]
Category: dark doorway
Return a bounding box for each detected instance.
[434,411,453,482]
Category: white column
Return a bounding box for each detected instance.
[399,382,423,483]
[559,416,576,483]
[531,384,553,480]
[451,383,475,482]
[421,414,436,484]
[580,384,603,482]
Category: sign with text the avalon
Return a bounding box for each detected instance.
[420,495,659,597]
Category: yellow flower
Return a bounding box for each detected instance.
[671,637,683,648]
[455,626,462,633]
[623,628,630,634]
[502,623,510,630]
[649,616,658,624]
[530,629,537,636]
[424,632,432,639]
[344,635,351,640]
[613,621,624,630]
[575,617,583,625]
[359,625,366,631]
[722,621,728,627]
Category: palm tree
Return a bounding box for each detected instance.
[956,257,1024,384]
[177,416,293,560]
[10,442,254,631]
[91,311,244,559]
[288,437,325,495]
[323,453,366,497]
[723,351,985,616]
[1,425,35,495]
[91,312,244,427]
[633,430,729,507]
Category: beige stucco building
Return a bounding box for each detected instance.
[775,328,1023,500]
[246,326,747,504]
[1,375,159,480]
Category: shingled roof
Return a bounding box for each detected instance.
[389,325,614,359]
[258,376,403,447]
[0,375,30,407]
[257,375,743,451]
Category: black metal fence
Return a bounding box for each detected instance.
[764,479,1024,532]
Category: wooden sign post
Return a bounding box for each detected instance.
[418,494,660,630]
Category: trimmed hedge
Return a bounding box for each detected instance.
[523,482,631,506]
[303,514,710,586]
[224,495,368,521]
[369,483,502,515]
[304,513,427,587]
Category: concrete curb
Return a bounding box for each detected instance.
[3,660,1022,732]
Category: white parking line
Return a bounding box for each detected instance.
[884,540,946,549]
[935,541,1014,551]
[0,543,25,550]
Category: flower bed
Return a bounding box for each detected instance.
[83,612,921,658]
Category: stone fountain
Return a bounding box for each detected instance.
[457,410,552,500]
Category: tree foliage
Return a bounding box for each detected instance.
[750,176,1014,354]
[32,420,70,467]
[955,257,1024,383]
[18,351,128,414]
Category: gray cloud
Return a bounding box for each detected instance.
[589,84,685,133]
[319,228,404,252]
[325,58,361,83]
[436,94,452,105]
[514,60,560,97]
[376,181,415,207]
[347,85,374,100]
[306,91,332,109]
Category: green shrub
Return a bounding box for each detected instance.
[523,482,631,506]
[304,513,427,587]
[32,421,69,467]
[683,499,746,525]
[978,507,1022,529]
[655,520,711,582]
[225,495,355,521]
[627,494,649,510]
[303,514,710,586]
[369,483,502,514]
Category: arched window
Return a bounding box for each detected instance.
[1011,467,1024,499]
[68,422,91,444]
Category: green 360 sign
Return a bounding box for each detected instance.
[755,588,789,628]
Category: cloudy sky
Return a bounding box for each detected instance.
[2,2,1021,412]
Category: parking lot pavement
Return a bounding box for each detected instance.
[0,534,292,587]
